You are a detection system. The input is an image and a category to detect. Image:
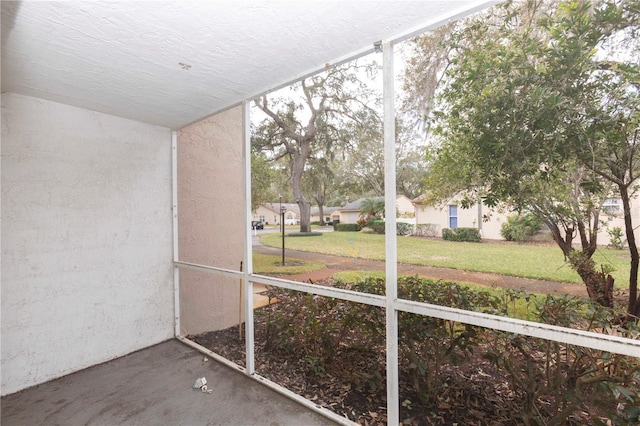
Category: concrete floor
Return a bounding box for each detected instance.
[1,339,338,426]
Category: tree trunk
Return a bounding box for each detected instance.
[569,251,614,308]
[297,198,312,232]
[291,140,312,232]
[318,204,325,226]
[545,217,613,307]
[619,184,640,316]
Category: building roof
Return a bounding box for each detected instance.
[263,203,300,215]
[310,206,340,215]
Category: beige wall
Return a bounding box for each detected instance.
[177,106,245,335]
[414,202,506,239]
[413,199,640,246]
[396,195,414,216]
[339,211,360,224]
[253,205,279,225]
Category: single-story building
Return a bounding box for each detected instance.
[412,196,506,239]
[310,206,340,224]
[337,195,412,224]
[252,203,300,225]
[412,194,640,247]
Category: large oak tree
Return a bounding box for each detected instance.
[410,0,640,313]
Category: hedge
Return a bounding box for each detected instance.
[336,223,359,232]
[442,227,481,242]
[368,221,413,235]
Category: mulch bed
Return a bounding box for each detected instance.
[187,279,605,425]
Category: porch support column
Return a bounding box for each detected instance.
[172,130,181,337]
[383,40,399,426]
[242,100,255,375]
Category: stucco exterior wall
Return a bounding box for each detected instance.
[339,211,360,225]
[1,93,174,396]
[414,202,506,239]
[414,200,640,246]
[177,106,244,335]
[253,205,279,225]
[396,195,414,216]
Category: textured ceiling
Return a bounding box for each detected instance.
[1,1,496,129]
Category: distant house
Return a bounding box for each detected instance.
[337,196,413,224]
[310,207,340,224]
[252,204,279,225]
[411,196,505,239]
[412,195,640,246]
[396,195,414,217]
[252,203,300,225]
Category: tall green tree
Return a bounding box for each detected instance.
[412,0,640,313]
[250,152,278,211]
[253,62,380,232]
[302,156,337,226]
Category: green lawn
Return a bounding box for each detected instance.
[260,231,631,285]
[252,252,326,275]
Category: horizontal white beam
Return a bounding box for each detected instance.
[175,261,243,279]
[174,261,640,358]
[250,274,386,307]
[395,298,640,358]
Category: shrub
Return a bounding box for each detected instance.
[484,295,640,425]
[500,213,542,242]
[414,223,440,237]
[370,220,385,234]
[310,221,320,226]
[607,226,626,249]
[442,227,481,242]
[396,222,414,236]
[261,278,640,424]
[336,223,359,232]
[363,220,415,235]
[357,214,381,230]
[332,219,340,231]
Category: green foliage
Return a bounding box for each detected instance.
[357,214,381,230]
[358,219,415,236]
[250,153,277,211]
[336,223,359,232]
[418,0,640,313]
[261,277,640,424]
[442,227,481,242]
[358,197,385,218]
[396,222,414,236]
[500,213,542,242]
[395,277,502,402]
[414,223,439,237]
[484,295,640,425]
[607,226,627,250]
[370,220,385,234]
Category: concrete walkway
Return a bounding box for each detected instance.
[253,244,588,298]
[1,340,338,426]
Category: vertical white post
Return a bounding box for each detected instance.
[383,41,399,426]
[172,131,181,337]
[243,100,255,375]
